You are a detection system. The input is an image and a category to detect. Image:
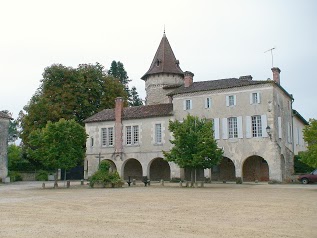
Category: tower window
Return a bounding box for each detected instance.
[156,59,160,67]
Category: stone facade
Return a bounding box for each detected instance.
[0,112,11,180]
[84,34,307,183]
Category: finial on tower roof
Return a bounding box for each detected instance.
[163,25,166,35]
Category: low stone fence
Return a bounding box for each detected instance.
[19,172,36,181]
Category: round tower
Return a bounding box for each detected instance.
[141,33,184,105]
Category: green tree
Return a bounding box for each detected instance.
[108,60,130,87]
[299,119,317,168]
[27,119,87,187]
[20,63,127,146]
[129,86,143,106]
[8,144,36,171]
[108,60,144,106]
[163,115,223,183]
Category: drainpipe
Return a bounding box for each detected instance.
[291,95,295,175]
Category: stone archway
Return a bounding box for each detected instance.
[102,159,117,172]
[149,158,171,181]
[123,159,143,180]
[242,156,269,182]
[211,157,236,181]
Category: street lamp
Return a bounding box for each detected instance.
[266,126,272,140]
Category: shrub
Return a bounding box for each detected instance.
[170,177,182,183]
[36,170,48,181]
[236,177,242,184]
[89,164,123,188]
[99,160,110,172]
[8,171,23,182]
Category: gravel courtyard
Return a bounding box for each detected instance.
[0,181,316,238]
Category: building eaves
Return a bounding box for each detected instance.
[84,103,174,123]
[293,109,309,125]
[0,111,13,120]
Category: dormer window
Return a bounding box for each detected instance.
[156,59,160,67]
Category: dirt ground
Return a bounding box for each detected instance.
[0,181,316,238]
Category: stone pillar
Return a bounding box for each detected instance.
[0,116,11,180]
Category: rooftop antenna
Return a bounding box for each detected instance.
[264,47,276,67]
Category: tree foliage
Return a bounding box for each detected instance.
[163,115,223,174]
[27,119,87,181]
[20,63,127,146]
[129,86,143,106]
[299,119,317,168]
[108,60,130,87]
[108,60,143,106]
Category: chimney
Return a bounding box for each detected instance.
[271,67,281,84]
[115,97,124,153]
[184,71,194,87]
[239,75,253,81]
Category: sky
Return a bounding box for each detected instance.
[1,0,316,121]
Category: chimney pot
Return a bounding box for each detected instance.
[184,71,194,87]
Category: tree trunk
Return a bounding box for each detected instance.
[54,169,58,188]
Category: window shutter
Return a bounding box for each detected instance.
[226,96,229,107]
[234,95,237,105]
[237,116,243,138]
[261,114,268,137]
[190,100,193,109]
[222,118,228,139]
[257,93,261,104]
[214,118,220,140]
[183,100,186,110]
[246,116,252,138]
[278,117,282,139]
[249,93,253,104]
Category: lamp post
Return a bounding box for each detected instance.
[266,126,272,140]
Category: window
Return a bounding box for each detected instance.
[228,117,238,138]
[205,98,211,109]
[184,99,192,110]
[155,123,162,144]
[252,115,262,137]
[251,92,260,104]
[226,95,236,106]
[91,137,94,147]
[101,127,114,147]
[126,125,139,145]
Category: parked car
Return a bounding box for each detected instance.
[298,169,317,184]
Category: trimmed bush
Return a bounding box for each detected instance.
[36,170,48,181]
[8,171,23,182]
[89,161,123,188]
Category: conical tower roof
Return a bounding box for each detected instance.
[141,33,184,80]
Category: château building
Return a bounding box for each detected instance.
[84,33,307,182]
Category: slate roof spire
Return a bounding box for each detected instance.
[141,33,184,80]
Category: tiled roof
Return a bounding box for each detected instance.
[84,103,173,123]
[141,34,184,80]
[168,78,271,96]
[0,111,12,120]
